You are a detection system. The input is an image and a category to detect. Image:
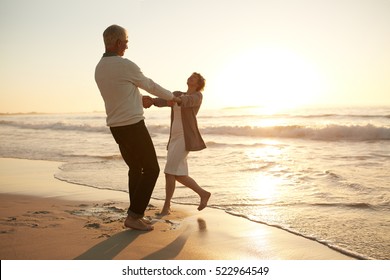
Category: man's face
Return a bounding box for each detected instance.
[117,34,128,56]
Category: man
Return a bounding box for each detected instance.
[95,24,178,231]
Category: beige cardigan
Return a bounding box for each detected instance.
[153,91,206,151]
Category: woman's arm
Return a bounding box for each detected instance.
[178,92,202,107]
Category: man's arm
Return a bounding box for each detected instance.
[126,60,174,100]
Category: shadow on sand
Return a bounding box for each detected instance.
[142,218,207,259]
[74,230,147,260]
[74,218,207,260]
[141,225,192,260]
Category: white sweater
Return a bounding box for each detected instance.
[95,55,173,127]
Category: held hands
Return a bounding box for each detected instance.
[167,100,176,107]
[167,97,181,107]
[171,96,182,106]
[142,95,181,109]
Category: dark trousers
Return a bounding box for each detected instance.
[110,120,160,218]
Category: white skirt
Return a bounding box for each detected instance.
[164,134,189,176]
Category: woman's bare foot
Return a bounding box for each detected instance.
[159,207,171,216]
[124,216,154,231]
[198,191,211,211]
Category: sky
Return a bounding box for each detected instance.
[0,0,389,113]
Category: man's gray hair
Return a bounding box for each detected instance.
[103,25,127,48]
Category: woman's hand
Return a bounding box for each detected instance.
[172,96,182,105]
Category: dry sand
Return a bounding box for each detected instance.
[0,158,355,260]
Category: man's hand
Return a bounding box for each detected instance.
[167,100,176,107]
[142,96,153,108]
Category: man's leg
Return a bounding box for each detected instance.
[110,121,159,218]
[118,144,141,204]
[126,121,159,218]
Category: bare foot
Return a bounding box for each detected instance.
[159,207,171,216]
[198,191,211,211]
[124,216,154,231]
[141,217,152,224]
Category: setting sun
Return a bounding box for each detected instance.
[211,47,327,110]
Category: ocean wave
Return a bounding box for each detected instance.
[312,200,390,211]
[205,141,267,148]
[312,202,376,210]
[60,154,123,161]
[201,124,390,141]
[0,120,110,134]
[297,113,390,119]
[199,113,390,120]
[207,201,384,210]
[2,119,389,141]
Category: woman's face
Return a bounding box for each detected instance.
[187,74,199,88]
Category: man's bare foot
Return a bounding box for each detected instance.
[141,217,152,224]
[198,191,211,211]
[124,216,154,231]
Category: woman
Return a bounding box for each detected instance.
[153,72,211,215]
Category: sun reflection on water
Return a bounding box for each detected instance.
[250,174,282,203]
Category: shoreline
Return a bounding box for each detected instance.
[0,157,355,260]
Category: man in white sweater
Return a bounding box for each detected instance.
[95,24,178,231]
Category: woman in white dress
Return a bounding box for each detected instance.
[152,73,211,215]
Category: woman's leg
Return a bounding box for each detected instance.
[160,173,176,215]
[176,175,211,211]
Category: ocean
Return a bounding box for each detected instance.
[1,106,389,260]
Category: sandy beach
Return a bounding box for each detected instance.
[0,158,355,260]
